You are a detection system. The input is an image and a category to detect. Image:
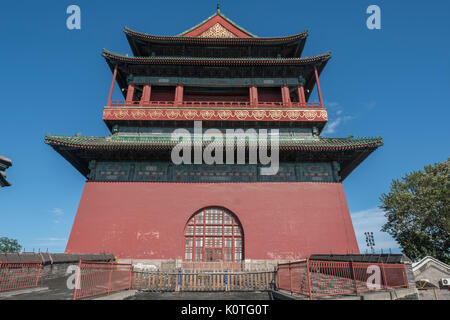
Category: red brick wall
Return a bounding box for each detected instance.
[65,182,359,260]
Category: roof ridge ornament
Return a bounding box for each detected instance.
[217,2,220,14]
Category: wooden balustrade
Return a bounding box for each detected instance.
[132,270,276,292]
[109,100,322,108]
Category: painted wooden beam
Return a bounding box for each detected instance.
[129,76,305,87]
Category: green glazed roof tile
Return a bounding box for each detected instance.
[45,134,383,150]
[102,49,331,64]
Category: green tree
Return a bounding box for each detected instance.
[380,159,450,264]
[0,237,22,253]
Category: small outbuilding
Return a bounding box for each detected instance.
[413,256,450,300]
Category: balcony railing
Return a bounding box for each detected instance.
[109,100,323,108]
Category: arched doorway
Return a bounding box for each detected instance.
[184,207,243,262]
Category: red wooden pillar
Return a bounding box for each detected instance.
[140,84,151,106]
[107,64,118,106]
[125,84,135,105]
[249,86,258,107]
[281,85,291,107]
[280,86,286,105]
[297,85,306,106]
[314,67,324,107]
[175,85,184,106]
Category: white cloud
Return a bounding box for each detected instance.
[351,207,401,253]
[322,100,377,135]
[35,237,65,241]
[322,115,353,135]
[32,238,67,252]
[322,117,342,134]
[321,102,354,135]
[327,102,340,108]
[50,208,64,216]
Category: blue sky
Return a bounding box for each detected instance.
[0,1,449,254]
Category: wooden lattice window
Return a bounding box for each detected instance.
[184,207,243,262]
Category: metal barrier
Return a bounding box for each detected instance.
[133,270,276,292]
[277,259,409,299]
[382,263,410,289]
[0,261,42,292]
[308,260,356,297]
[73,260,132,300]
[277,260,310,296]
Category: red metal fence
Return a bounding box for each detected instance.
[73,260,132,300]
[277,260,311,296]
[0,261,42,292]
[277,259,409,299]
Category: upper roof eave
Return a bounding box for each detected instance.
[124,26,308,44]
[102,48,331,66]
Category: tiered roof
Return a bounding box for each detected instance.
[102,49,330,101]
[45,8,382,182]
[123,8,309,58]
[45,134,383,180]
[45,134,382,150]
[105,8,327,100]
[125,24,308,58]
